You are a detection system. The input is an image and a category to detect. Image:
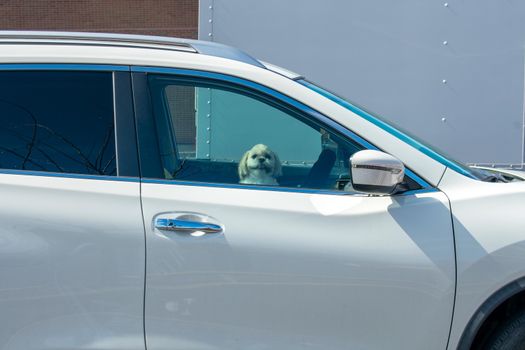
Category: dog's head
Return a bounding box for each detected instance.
[238,144,282,181]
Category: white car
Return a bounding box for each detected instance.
[0,31,523,350]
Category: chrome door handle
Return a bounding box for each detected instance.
[155,218,223,234]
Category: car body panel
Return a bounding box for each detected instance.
[438,168,525,349]
[142,181,455,350]
[0,172,145,350]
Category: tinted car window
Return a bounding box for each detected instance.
[147,74,365,191]
[0,71,116,175]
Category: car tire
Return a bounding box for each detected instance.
[484,311,525,350]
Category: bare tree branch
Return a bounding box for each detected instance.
[0,146,46,170]
[34,123,99,172]
[34,148,65,172]
[101,155,116,175]
[95,123,114,170]
[0,99,116,175]
[0,99,39,170]
[0,125,82,172]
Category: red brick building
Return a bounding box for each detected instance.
[0,0,198,38]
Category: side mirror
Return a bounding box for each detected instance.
[350,150,405,195]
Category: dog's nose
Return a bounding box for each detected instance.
[258,157,265,163]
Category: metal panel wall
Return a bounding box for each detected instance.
[199,0,525,167]
[195,87,321,162]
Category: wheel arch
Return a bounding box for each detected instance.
[457,275,525,349]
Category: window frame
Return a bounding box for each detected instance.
[132,66,434,195]
[0,64,140,181]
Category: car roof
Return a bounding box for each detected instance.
[0,30,266,69]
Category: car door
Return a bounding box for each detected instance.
[0,67,145,350]
[134,68,456,350]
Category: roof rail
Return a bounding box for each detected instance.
[0,31,266,69]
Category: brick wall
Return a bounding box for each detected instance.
[0,0,198,38]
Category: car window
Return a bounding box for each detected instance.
[0,71,116,176]
[146,74,366,191]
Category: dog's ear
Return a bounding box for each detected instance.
[272,151,283,178]
[238,150,250,180]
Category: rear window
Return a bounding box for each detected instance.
[0,71,116,176]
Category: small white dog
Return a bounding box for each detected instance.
[238,144,282,185]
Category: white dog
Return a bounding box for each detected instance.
[238,144,282,185]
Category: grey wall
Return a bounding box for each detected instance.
[199,0,525,168]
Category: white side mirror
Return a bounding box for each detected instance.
[350,150,405,195]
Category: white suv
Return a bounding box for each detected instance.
[0,31,523,350]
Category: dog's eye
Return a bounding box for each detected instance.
[251,154,257,159]
[264,154,271,159]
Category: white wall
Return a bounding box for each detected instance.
[199,0,525,168]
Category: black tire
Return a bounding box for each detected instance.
[484,311,525,350]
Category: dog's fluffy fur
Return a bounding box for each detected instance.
[238,144,282,185]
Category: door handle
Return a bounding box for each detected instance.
[155,218,223,234]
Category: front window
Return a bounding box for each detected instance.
[146,74,368,191]
[141,73,423,192]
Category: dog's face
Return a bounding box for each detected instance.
[239,144,282,183]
